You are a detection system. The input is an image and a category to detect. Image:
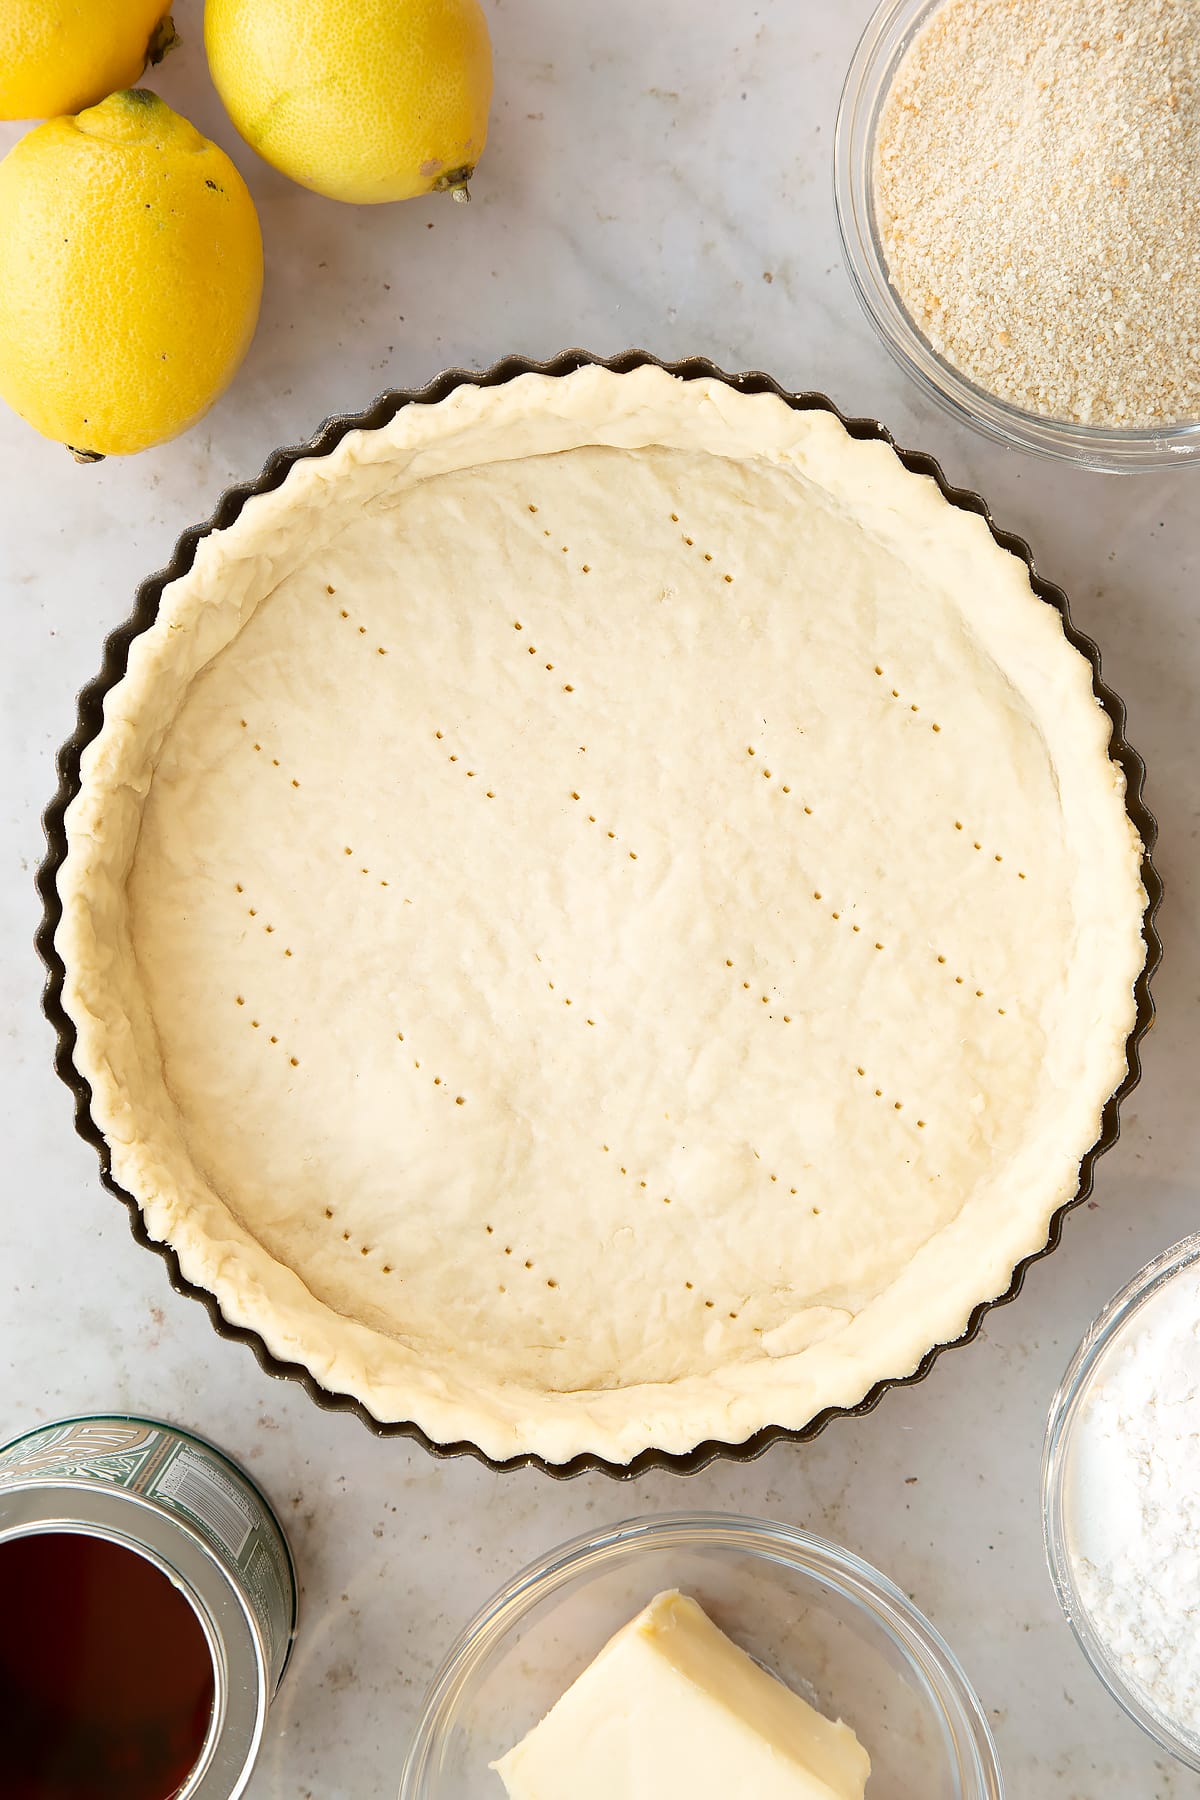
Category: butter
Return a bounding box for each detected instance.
[492,1589,870,1799]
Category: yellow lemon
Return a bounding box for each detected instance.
[0,0,178,122]
[205,0,493,204]
[0,90,263,458]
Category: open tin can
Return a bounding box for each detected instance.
[0,1414,297,1799]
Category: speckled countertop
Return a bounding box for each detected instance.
[2,2,1198,1795]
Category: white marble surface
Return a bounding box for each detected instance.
[1,2,1198,1794]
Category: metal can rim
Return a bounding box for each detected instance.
[0,1410,299,1640]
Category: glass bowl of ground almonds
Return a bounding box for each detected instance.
[835,0,1200,470]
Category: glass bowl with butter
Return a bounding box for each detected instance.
[399,1511,1003,1799]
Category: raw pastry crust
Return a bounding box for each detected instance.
[56,366,1147,1463]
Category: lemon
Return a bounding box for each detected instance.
[205,0,493,204]
[0,90,263,458]
[0,1,178,122]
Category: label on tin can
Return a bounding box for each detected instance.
[0,1419,295,1689]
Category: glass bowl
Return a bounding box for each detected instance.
[399,1510,1003,1799]
[1043,1234,1200,1770]
[833,0,1200,472]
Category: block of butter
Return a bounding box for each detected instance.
[491,1589,870,1799]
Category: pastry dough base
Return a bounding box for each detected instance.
[56,367,1146,1463]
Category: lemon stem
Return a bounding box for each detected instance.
[434,164,475,203]
[146,14,180,68]
[67,447,105,465]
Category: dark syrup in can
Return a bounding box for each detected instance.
[0,1529,216,1800]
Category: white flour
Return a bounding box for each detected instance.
[1069,1259,1200,1734]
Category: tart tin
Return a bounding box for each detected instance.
[36,348,1162,1479]
[1043,1237,1200,1772]
[834,0,1200,471]
[0,1414,297,1799]
[400,1511,1004,1799]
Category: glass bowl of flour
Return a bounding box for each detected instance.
[1044,1234,1200,1769]
[835,0,1200,471]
